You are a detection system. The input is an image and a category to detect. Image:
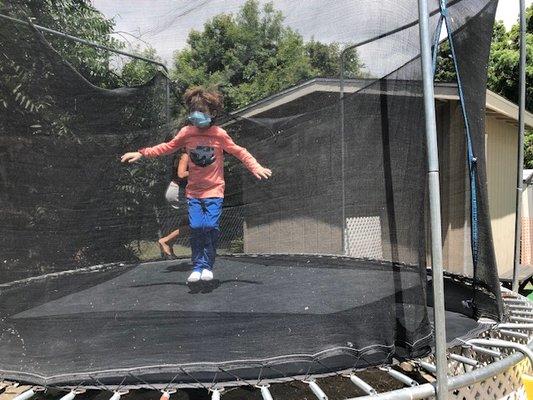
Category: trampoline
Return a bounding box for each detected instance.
[0,256,490,387]
[0,0,506,392]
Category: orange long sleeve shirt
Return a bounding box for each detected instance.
[139,125,261,199]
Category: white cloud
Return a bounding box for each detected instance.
[496,0,532,28]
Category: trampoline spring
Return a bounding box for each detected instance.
[58,393,76,400]
[497,323,533,330]
[449,353,478,366]
[501,291,521,297]
[510,316,533,323]
[381,367,419,387]
[503,298,528,304]
[418,361,437,374]
[61,389,86,400]
[499,329,530,339]
[58,390,85,400]
[211,388,222,400]
[507,305,532,310]
[12,389,35,400]
[511,310,533,316]
[467,339,533,366]
[305,380,328,400]
[509,310,533,317]
[509,310,533,315]
[467,345,501,358]
[13,387,45,400]
[257,385,273,400]
[348,373,377,395]
[108,390,128,400]
[160,390,176,400]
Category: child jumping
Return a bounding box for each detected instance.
[121,87,272,283]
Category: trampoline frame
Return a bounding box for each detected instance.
[350,287,533,399]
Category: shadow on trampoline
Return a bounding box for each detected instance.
[163,261,195,273]
[188,279,263,294]
[130,278,263,294]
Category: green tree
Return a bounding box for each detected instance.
[487,7,533,111]
[488,7,533,168]
[171,0,363,111]
[0,0,170,276]
[435,7,533,167]
[120,47,162,86]
[1,0,160,88]
[526,133,533,169]
[1,0,124,87]
[0,0,146,130]
[435,20,510,86]
[305,40,363,79]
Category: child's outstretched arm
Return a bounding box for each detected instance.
[220,131,272,180]
[121,129,187,163]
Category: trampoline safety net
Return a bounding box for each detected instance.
[0,0,504,388]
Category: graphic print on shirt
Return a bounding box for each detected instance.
[189,146,216,167]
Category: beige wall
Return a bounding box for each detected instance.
[485,114,518,276]
[241,97,522,276]
[437,103,519,278]
[244,215,343,255]
[438,102,474,277]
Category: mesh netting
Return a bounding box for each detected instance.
[0,0,502,388]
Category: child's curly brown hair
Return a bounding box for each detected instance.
[184,86,224,117]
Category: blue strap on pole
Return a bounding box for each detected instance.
[431,0,479,270]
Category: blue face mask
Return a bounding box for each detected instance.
[188,111,212,128]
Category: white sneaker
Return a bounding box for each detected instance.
[187,271,201,283]
[201,269,213,281]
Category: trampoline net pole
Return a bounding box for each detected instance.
[165,78,170,125]
[417,0,448,398]
[512,0,527,293]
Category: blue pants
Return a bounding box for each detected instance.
[188,198,223,272]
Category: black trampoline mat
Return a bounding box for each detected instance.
[13,257,422,317]
[0,256,484,385]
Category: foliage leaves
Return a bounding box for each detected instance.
[0,0,170,276]
[172,0,363,111]
[435,6,533,168]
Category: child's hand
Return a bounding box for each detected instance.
[121,152,143,163]
[253,166,272,180]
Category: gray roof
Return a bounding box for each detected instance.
[230,77,533,128]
